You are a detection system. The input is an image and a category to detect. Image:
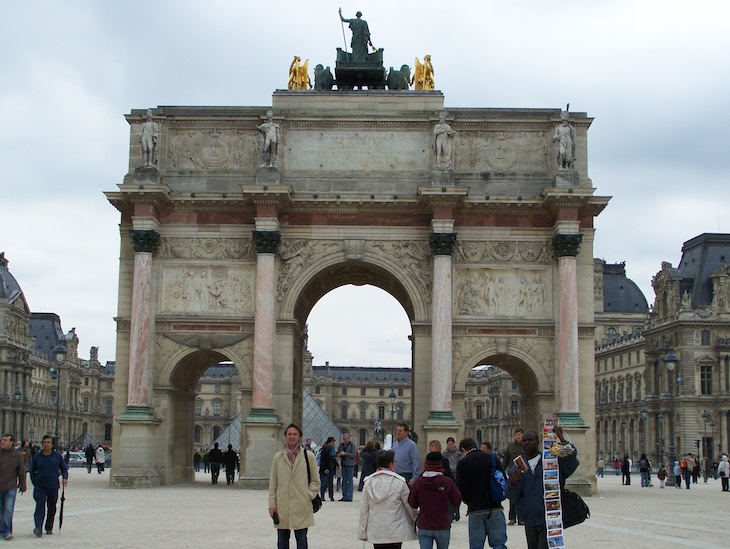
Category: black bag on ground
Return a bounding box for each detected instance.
[304,449,322,513]
[561,489,590,528]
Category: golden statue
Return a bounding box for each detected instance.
[412,55,435,91]
[287,56,311,90]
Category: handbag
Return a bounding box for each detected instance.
[304,449,322,513]
[560,489,590,528]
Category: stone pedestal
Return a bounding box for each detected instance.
[239,420,282,489]
[133,166,162,185]
[553,170,579,188]
[422,418,459,447]
[431,169,454,187]
[256,166,281,186]
[111,416,162,488]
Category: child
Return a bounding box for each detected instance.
[657,464,667,488]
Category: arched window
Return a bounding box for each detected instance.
[213,399,222,416]
[194,426,202,443]
[103,424,112,441]
[195,399,202,416]
[212,426,222,441]
[359,429,367,446]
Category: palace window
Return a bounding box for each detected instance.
[341,404,348,420]
[83,396,90,412]
[361,388,366,396]
[342,387,347,396]
[378,405,385,420]
[84,377,89,386]
[195,399,202,416]
[397,405,404,420]
[315,386,321,394]
[476,386,482,395]
[512,381,518,390]
[104,424,112,441]
[107,381,113,391]
[360,403,367,420]
[700,365,713,395]
[194,426,202,443]
[701,330,711,346]
[476,404,483,420]
[379,388,385,397]
[213,426,221,440]
[215,385,221,394]
[196,383,202,393]
[359,429,367,446]
[398,388,403,397]
[213,400,221,416]
[105,398,113,415]
[510,399,520,415]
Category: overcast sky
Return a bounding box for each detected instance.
[1,1,728,367]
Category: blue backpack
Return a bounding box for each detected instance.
[490,453,507,502]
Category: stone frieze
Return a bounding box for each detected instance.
[453,131,549,172]
[277,239,343,301]
[166,129,259,170]
[159,237,255,260]
[455,241,553,264]
[160,265,254,315]
[455,268,550,319]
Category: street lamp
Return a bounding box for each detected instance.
[657,412,664,464]
[13,387,22,440]
[620,418,627,456]
[641,405,648,458]
[388,388,400,434]
[665,347,679,487]
[51,342,66,442]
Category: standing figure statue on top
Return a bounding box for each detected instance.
[139,109,159,167]
[257,110,280,168]
[553,104,576,169]
[339,8,374,63]
[433,111,456,170]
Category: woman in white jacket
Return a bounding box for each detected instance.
[359,450,417,548]
[718,455,729,492]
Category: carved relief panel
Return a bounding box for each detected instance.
[455,240,553,264]
[455,268,551,319]
[166,129,259,170]
[277,239,344,301]
[453,131,549,173]
[160,265,254,315]
[159,237,255,260]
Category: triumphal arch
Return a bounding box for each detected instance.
[106,87,608,494]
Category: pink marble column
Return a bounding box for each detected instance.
[126,230,160,412]
[250,231,281,417]
[428,232,457,420]
[552,234,582,418]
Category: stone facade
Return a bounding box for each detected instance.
[106,91,607,493]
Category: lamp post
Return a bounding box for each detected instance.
[641,405,648,458]
[665,347,679,487]
[51,342,66,443]
[13,386,22,440]
[657,412,664,465]
[620,418,627,456]
[388,388,400,435]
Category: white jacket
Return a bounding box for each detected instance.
[359,469,417,544]
[718,459,729,477]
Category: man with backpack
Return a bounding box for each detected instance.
[506,427,579,549]
[456,438,508,549]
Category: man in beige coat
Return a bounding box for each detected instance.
[269,423,320,549]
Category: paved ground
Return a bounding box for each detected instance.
[6,470,727,547]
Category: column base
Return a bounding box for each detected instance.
[240,418,282,489]
[565,478,593,497]
[245,407,279,422]
[557,411,585,425]
[120,405,157,421]
[111,467,161,489]
[426,411,457,424]
[423,413,459,450]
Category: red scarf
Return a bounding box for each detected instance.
[286,444,301,468]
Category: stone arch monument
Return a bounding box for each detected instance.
[106,91,608,494]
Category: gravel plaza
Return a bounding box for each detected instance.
[5,471,727,548]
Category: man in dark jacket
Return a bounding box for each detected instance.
[319,437,337,501]
[409,452,462,548]
[0,434,27,540]
[208,443,223,485]
[456,438,508,549]
[84,443,95,474]
[30,435,68,537]
[222,444,238,485]
[506,427,579,549]
[501,427,525,525]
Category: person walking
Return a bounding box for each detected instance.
[638,453,650,487]
[0,434,26,540]
[442,437,462,522]
[357,440,377,491]
[268,423,320,549]
[95,445,106,474]
[656,464,667,488]
[84,443,95,474]
[501,428,525,525]
[409,451,462,549]
[223,444,238,485]
[193,449,201,472]
[621,454,631,485]
[672,460,682,488]
[507,427,579,549]
[203,449,210,473]
[318,437,336,501]
[29,435,68,537]
[359,450,417,549]
[596,457,605,478]
[208,443,223,485]
[337,432,357,502]
[456,438,508,549]
[718,455,729,492]
[392,423,420,486]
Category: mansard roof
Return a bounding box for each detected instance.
[28,312,64,361]
[0,261,28,311]
[677,233,730,307]
[602,262,649,314]
[311,365,411,382]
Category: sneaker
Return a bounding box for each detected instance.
[508,520,516,525]
[4,534,13,540]
[45,531,53,535]
[33,528,42,538]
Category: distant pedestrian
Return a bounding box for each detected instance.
[203,449,210,473]
[337,432,357,501]
[621,454,631,485]
[480,442,492,453]
[95,445,105,474]
[358,441,377,491]
[359,450,417,548]
[268,423,319,549]
[30,435,68,537]
[20,440,31,475]
[656,464,667,488]
[502,428,525,525]
[193,449,201,472]
[613,457,620,475]
[409,451,462,549]
[718,455,729,492]
[638,453,650,487]
[209,443,223,485]
[596,458,605,478]
[223,444,238,485]
[0,434,27,540]
[85,443,95,474]
[319,437,337,501]
[673,460,682,488]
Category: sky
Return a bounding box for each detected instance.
[1,1,728,367]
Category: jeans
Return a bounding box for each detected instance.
[597,467,604,478]
[210,463,221,484]
[640,470,649,487]
[683,470,691,489]
[0,489,17,537]
[418,527,451,549]
[320,470,334,500]
[524,523,548,549]
[341,465,354,500]
[468,509,508,549]
[277,528,308,549]
[33,486,59,532]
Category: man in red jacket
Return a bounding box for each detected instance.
[409,452,462,548]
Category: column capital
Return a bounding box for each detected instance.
[552,233,583,257]
[129,229,161,254]
[252,230,281,254]
[429,232,457,256]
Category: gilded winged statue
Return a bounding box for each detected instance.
[287,56,312,90]
[411,55,435,90]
